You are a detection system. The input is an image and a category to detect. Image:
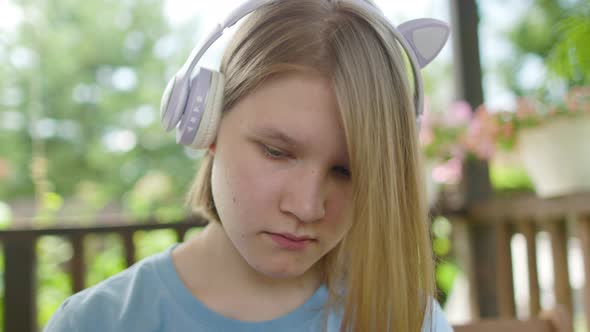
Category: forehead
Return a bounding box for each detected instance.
[228,72,348,158]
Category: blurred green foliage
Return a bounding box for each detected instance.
[0,1,459,325]
[501,0,589,98]
[490,163,534,192]
[35,230,191,328]
[0,0,205,328]
[547,13,590,84]
[37,236,73,326]
[432,216,459,305]
[0,0,199,215]
[2,0,581,329]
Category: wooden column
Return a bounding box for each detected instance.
[451,0,495,317]
[4,233,37,332]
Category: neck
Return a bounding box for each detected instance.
[206,222,320,289]
[172,222,322,321]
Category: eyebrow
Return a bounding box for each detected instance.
[252,126,350,166]
[253,127,303,148]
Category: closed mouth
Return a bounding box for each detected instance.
[266,232,315,242]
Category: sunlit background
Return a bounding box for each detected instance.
[0,0,589,330]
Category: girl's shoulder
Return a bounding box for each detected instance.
[43,246,176,332]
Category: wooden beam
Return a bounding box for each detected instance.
[450,0,484,107]
[450,0,495,318]
[468,192,590,223]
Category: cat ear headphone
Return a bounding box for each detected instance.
[160,0,450,149]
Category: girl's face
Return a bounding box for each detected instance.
[210,72,354,279]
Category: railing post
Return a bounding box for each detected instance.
[469,222,500,317]
[121,231,135,267]
[69,233,85,293]
[576,215,590,329]
[496,222,516,318]
[176,226,189,243]
[451,217,480,320]
[4,232,37,332]
[518,220,541,316]
[547,218,573,316]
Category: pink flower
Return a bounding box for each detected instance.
[432,156,464,184]
[497,121,515,140]
[461,105,498,160]
[444,101,472,127]
[420,126,435,146]
[515,98,537,119]
[419,103,435,146]
[566,86,590,113]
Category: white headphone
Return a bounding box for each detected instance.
[160,0,450,149]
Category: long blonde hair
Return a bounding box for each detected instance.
[188,0,435,330]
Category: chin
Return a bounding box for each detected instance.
[261,269,304,279]
[251,260,312,280]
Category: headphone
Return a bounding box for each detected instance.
[160,0,450,149]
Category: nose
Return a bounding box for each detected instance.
[279,167,326,223]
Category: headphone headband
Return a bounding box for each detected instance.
[184,0,273,79]
[160,0,450,148]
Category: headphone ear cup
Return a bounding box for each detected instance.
[175,68,212,147]
[160,76,176,130]
[189,71,225,149]
[161,74,191,132]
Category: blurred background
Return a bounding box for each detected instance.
[0,0,589,331]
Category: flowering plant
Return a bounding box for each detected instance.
[420,100,472,185]
[462,86,590,160]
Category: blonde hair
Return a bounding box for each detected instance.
[187,0,435,331]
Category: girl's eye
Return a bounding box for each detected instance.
[333,166,351,179]
[262,145,286,159]
[261,143,350,179]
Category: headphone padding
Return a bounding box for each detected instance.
[190,71,225,149]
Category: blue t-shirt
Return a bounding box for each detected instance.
[44,245,454,331]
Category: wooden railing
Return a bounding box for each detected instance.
[2,191,589,332]
[443,191,590,330]
[0,215,208,332]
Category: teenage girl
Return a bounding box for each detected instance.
[46,0,453,331]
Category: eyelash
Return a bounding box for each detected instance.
[333,166,351,178]
[261,144,351,179]
[262,144,286,159]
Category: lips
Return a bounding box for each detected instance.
[265,232,316,250]
[274,232,314,242]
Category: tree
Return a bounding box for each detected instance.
[499,0,589,99]
[0,0,200,221]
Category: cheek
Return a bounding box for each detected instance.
[212,153,283,222]
[326,192,354,230]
